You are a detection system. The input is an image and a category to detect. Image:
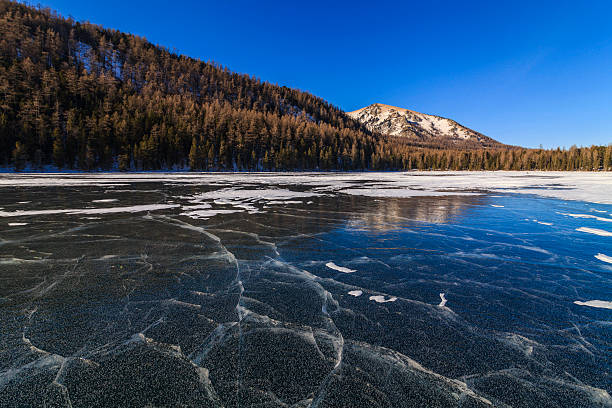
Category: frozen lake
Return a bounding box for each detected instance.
[0,172,611,407]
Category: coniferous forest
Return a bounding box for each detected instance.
[1,1,611,171]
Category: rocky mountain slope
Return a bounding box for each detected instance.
[348,103,504,148]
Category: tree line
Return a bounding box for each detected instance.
[1,1,610,171]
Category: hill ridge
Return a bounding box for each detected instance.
[348,103,504,148]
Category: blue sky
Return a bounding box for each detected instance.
[40,0,612,148]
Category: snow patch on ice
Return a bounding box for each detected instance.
[180,209,243,219]
[325,262,356,273]
[181,203,212,210]
[1,171,611,205]
[558,212,612,222]
[92,199,118,203]
[595,253,612,264]
[532,219,553,226]
[491,205,504,208]
[266,200,303,205]
[574,300,612,310]
[181,187,320,214]
[576,227,612,237]
[0,204,179,217]
[438,293,447,307]
[348,290,363,297]
[7,222,28,226]
[369,295,398,303]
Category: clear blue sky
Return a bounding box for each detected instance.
[40,0,612,148]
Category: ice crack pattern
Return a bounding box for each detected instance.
[0,173,611,407]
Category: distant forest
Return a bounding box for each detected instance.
[1,1,611,171]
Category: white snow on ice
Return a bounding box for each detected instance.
[573,300,612,310]
[0,204,179,217]
[180,187,320,214]
[369,295,398,303]
[558,213,612,222]
[438,293,448,307]
[532,219,553,226]
[92,199,118,203]
[180,209,243,219]
[266,200,303,205]
[0,172,611,204]
[325,262,356,273]
[7,222,28,226]
[491,205,504,208]
[348,290,363,297]
[576,227,612,237]
[595,253,612,264]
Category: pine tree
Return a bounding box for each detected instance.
[188,138,199,170]
[52,128,65,168]
[12,141,28,171]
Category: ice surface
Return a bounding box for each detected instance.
[0,172,610,407]
[0,171,610,203]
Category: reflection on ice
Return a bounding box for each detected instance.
[340,188,482,198]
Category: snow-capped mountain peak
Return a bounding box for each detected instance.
[347,103,502,147]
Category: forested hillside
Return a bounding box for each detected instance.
[1,1,611,171]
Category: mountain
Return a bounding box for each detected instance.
[0,1,609,171]
[0,0,379,171]
[348,103,504,148]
